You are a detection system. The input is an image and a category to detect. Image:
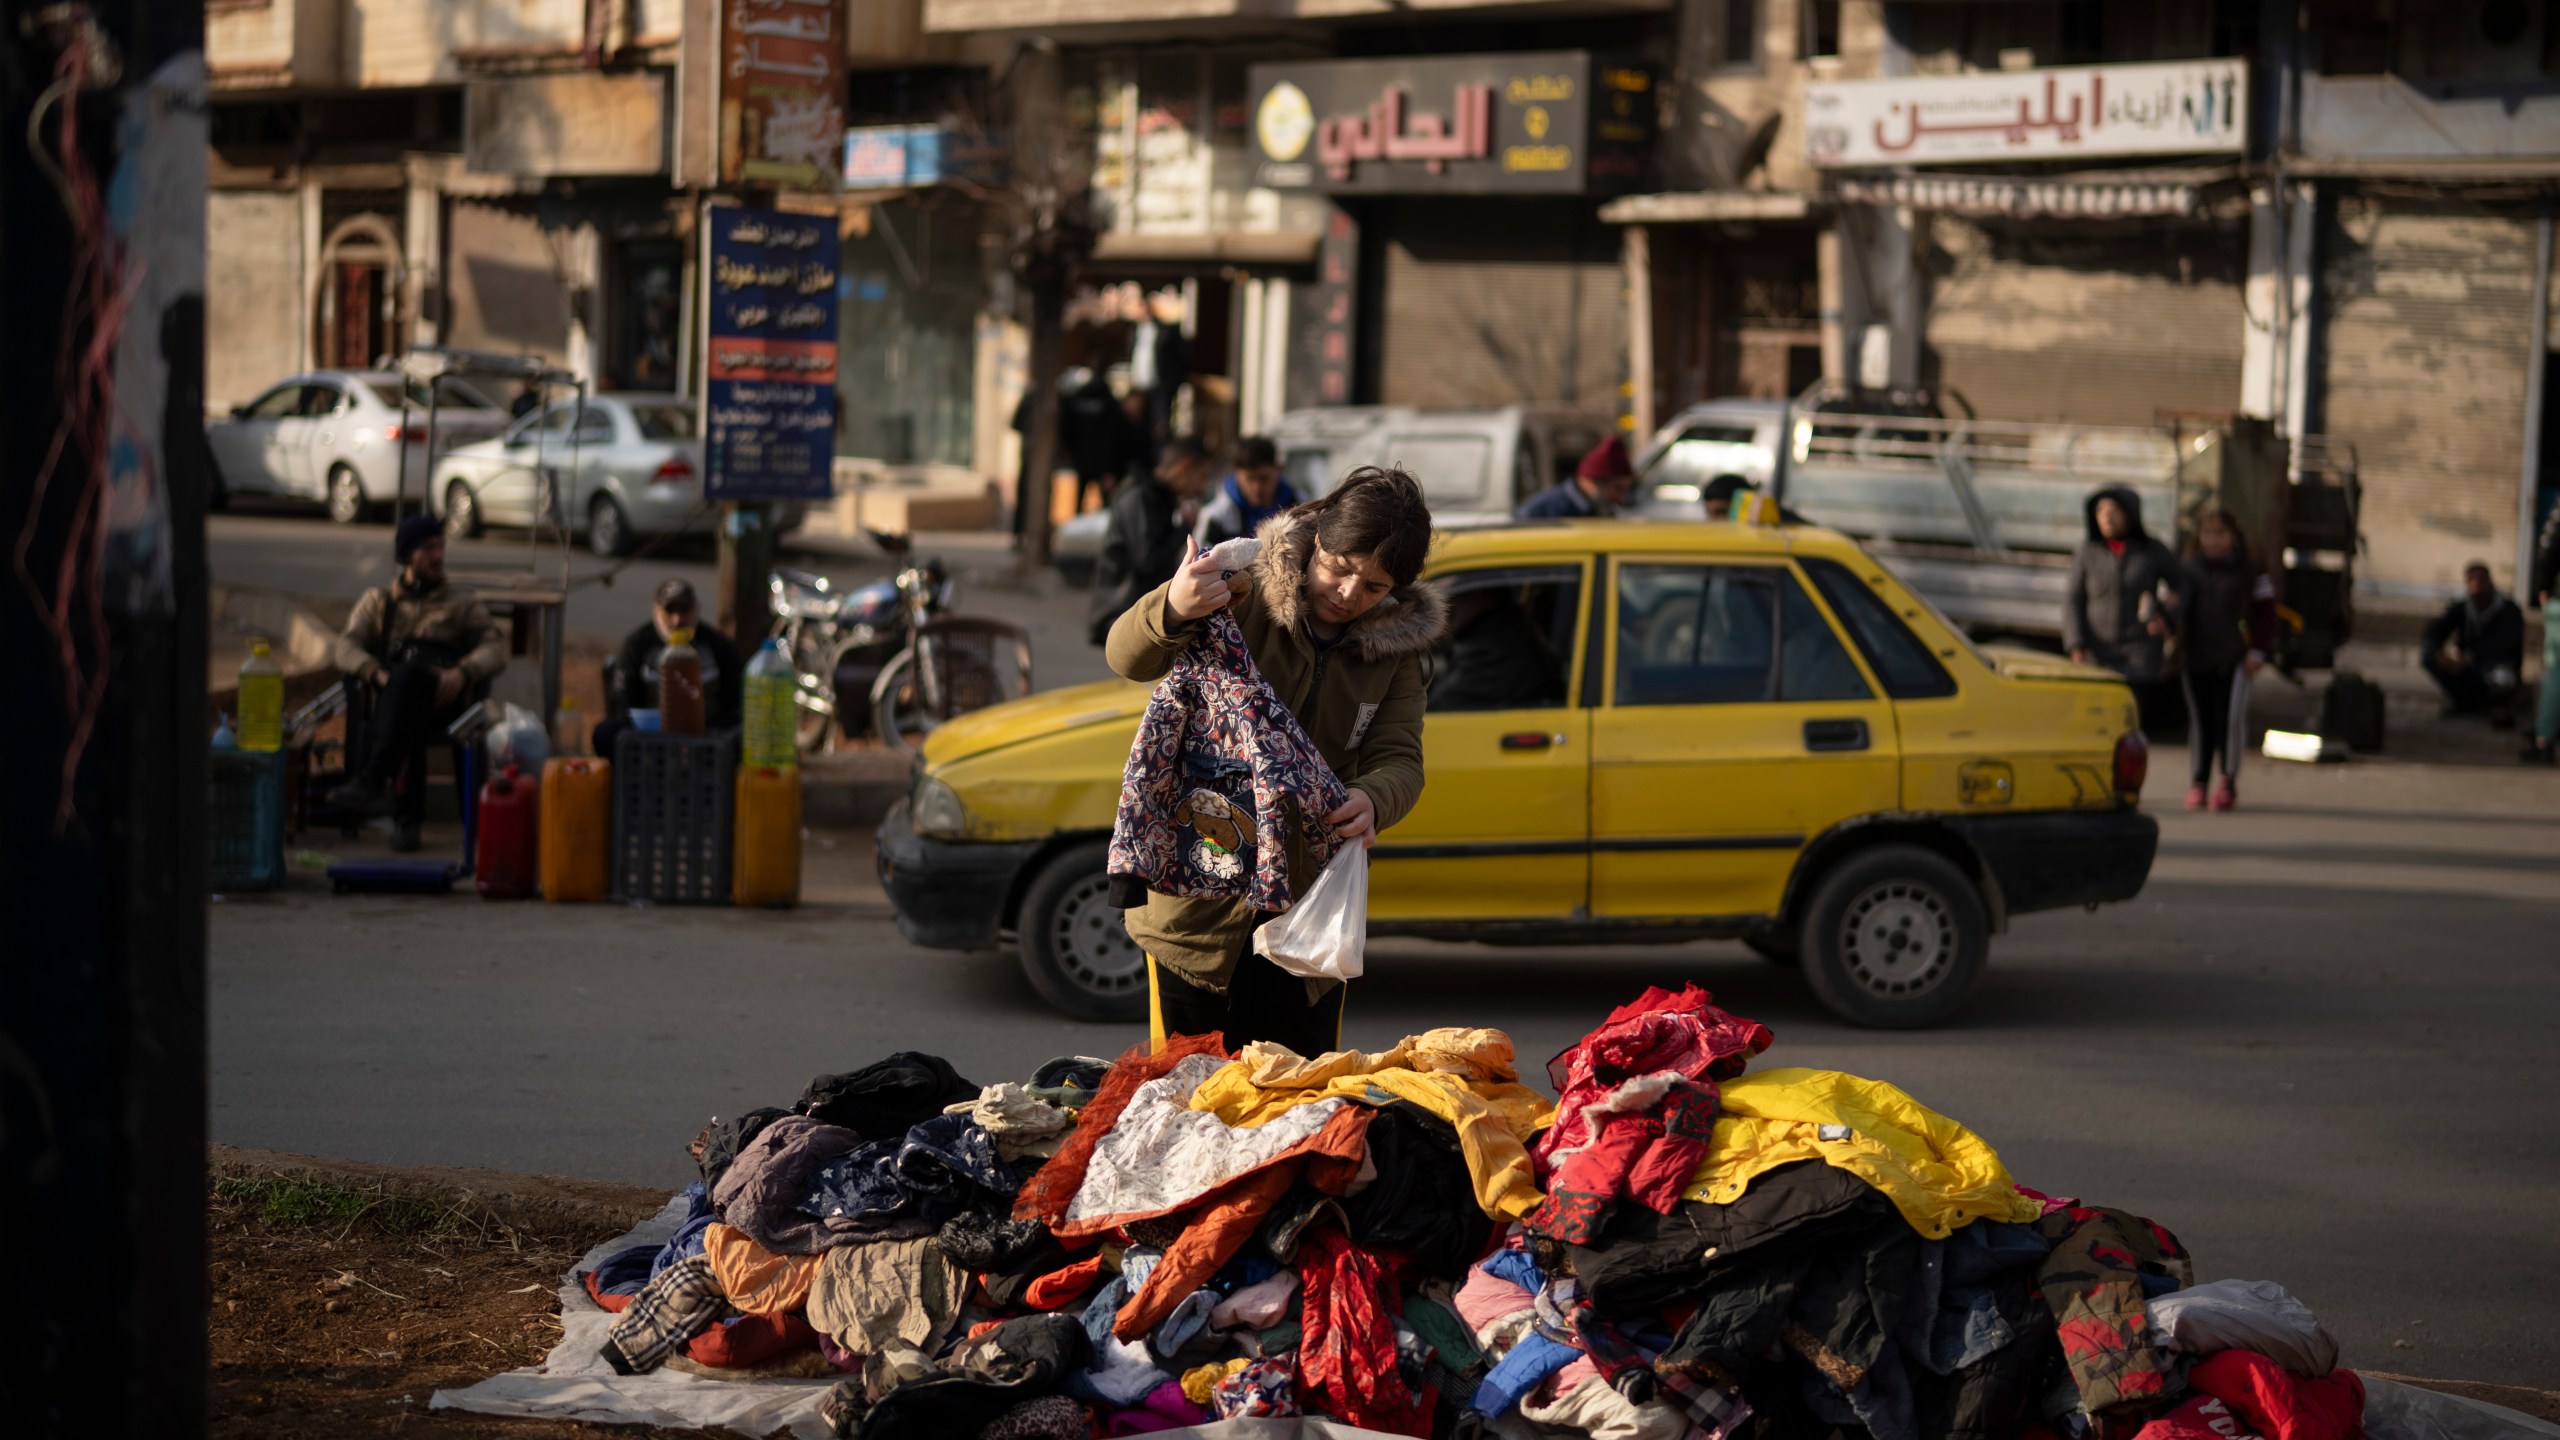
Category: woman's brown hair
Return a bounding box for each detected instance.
[2183,502,2255,570]
[1291,465,1433,586]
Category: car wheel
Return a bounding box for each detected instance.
[587,494,632,557]
[209,461,232,513]
[443,480,483,540]
[326,465,369,524]
[1016,840,1147,1022]
[1798,844,1987,1029]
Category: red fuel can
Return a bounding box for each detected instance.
[475,763,540,899]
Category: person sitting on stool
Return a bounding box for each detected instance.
[326,516,508,851]
[589,578,745,761]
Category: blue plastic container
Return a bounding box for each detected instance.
[208,747,286,891]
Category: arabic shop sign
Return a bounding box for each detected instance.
[842,122,1007,190]
[1248,52,1654,195]
[703,205,838,500]
[1804,59,2247,169]
[722,0,844,189]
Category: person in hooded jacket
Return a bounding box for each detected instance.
[2177,505,2278,811]
[2065,486,2190,735]
[1105,465,1446,1055]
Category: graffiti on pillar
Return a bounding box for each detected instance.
[1287,207,1360,410]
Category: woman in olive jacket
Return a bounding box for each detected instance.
[1104,466,1447,1054]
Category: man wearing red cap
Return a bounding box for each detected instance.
[1519,435,1636,520]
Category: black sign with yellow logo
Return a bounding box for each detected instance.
[1248,52,1654,196]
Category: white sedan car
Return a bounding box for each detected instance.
[430,393,803,557]
[206,371,509,523]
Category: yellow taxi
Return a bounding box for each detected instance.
[877,520,2157,1028]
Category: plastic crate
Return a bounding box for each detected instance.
[209,748,287,892]
[612,729,738,904]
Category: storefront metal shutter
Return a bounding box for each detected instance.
[1375,198,1624,411]
[1923,214,2247,429]
[2317,195,2537,596]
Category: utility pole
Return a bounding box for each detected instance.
[3,1,210,1432]
[1001,41,1093,568]
[718,500,778,640]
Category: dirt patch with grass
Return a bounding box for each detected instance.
[208,1167,716,1438]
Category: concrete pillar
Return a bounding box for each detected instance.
[1829,204,1922,394]
[403,160,443,348]
[298,178,323,371]
[1817,223,1845,384]
[1624,223,1655,440]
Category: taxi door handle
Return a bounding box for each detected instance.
[1803,718,1869,752]
[1501,731,1565,751]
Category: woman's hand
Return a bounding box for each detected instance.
[2242,652,2266,677]
[1164,537,1234,623]
[1325,789,1377,849]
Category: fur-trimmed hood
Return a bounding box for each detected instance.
[1247,511,1448,662]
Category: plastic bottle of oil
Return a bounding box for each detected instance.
[743,639,797,768]
[658,626,706,736]
[552,694,587,757]
[237,637,283,751]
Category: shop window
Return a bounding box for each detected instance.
[1801,0,1841,60]
[1721,0,1762,71]
[609,241,684,393]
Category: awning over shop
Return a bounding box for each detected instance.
[1830,174,2205,218]
[1596,191,1816,225]
[1087,230,1324,266]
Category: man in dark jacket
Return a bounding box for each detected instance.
[1057,369,1136,515]
[2422,561,2525,725]
[1519,435,1636,519]
[2064,486,2190,734]
[590,578,745,760]
[2527,507,2560,763]
[1088,436,1214,645]
[326,516,510,849]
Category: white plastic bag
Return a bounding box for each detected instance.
[1254,844,1368,982]
[483,701,549,773]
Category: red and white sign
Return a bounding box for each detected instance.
[721,0,843,189]
[1804,60,2246,169]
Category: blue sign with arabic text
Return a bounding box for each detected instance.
[705,205,839,500]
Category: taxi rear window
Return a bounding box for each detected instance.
[1800,556,1958,699]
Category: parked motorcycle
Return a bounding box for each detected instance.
[768,535,944,753]
[768,530,1029,756]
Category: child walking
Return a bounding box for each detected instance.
[2180,505,2279,810]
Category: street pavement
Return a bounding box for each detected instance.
[208,510,2560,1385]
[208,745,2560,1386]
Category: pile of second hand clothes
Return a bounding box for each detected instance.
[582,985,2367,1440]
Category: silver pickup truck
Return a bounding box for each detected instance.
[1634,385,2361,668]
[1053,403,1613,582]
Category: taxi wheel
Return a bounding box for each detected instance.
[1017,841,1148,1023]
[1799,845,1986,1029]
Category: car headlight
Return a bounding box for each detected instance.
[911,775,968,839]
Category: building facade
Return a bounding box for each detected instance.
[1615,0,2560,605]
